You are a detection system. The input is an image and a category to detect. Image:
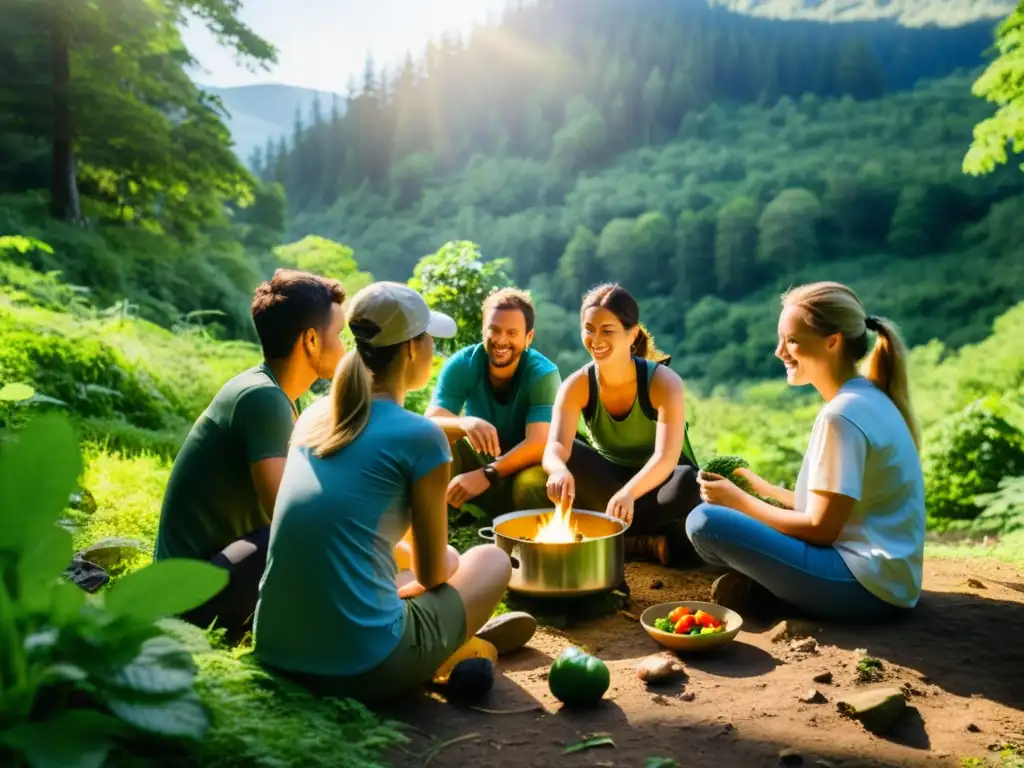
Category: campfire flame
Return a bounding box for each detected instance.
[533,501,581,543]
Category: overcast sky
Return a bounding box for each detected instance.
[182,0,509,93]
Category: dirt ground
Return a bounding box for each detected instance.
[381,558,1024,768]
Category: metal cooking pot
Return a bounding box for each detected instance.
[478,508,626,597]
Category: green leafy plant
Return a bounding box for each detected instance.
[702,454,787,508]
[923,400,1024,523]
[408,240,512,354]
[0,414,229,767]
[969,476,1024,536]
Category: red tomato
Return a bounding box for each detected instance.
[674,614,697,634]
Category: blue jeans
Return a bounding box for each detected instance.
[685,504,905,623]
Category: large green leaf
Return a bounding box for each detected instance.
[0,415,82,555]
[18,526,74,611]
[104,688,209,739]
[0,709,118,768]
[104,559,228,623]
[50,581,87,625]
[104,635,197,696]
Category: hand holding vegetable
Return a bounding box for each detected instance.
[696,470,746,509]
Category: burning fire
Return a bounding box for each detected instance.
[533,501,582,543]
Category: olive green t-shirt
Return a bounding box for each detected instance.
[154,364,297,561]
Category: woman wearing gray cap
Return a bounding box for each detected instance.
[253,281,535,702]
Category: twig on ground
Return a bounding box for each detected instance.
[469,704,545,714]
[422,732,481,766]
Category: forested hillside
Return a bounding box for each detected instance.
[0,0,284,340]
[258,0,1024,389]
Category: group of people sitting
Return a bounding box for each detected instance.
[154,269,926,704]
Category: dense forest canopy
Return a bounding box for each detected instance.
[0,0,1022,392]
[250,0,1024,388]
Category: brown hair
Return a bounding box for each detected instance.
[251,269,346,359]
[580,283,668,363]
[782,281,921,449]
[483,287,535,333]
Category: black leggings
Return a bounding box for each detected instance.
[180,526,270,643]
[567,439,702,564]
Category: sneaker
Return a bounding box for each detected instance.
[475,611,537,656]
[624,534,670,566]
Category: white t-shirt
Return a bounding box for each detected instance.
[794,377,926,608]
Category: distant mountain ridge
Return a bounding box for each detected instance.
[710,0,1013,27]
[202,83,344,165]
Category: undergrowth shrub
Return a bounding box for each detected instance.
[0,312,171,429]
[923,399,1024,524]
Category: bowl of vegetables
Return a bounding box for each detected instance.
[640,601,743,652]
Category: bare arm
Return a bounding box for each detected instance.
[738,469,796,510]
[425,405,469,441]
[250,457,286,517]
[492,421,550,476]
[409,460,452,591]
[542,372,587,475]
[620,366,686,500]
[735,489,854,547]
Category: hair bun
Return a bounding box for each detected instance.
[865,315,882,332]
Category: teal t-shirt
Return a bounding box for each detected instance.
[252,398,453,677]
[430,344,561,454]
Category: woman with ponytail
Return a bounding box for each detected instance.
[688,281,925,622]
[543,283,703,568]
[253,282,535,703]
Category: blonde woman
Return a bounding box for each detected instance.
[688,281,925,622]
[253,282,535,703]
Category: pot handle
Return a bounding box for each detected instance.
[478,526,495,541]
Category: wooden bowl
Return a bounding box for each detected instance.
[640,601,743,652]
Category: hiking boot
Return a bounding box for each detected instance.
[710,571,786,622]
[624,534,670,566]
[710,571,754,614]
[475,611,537,656]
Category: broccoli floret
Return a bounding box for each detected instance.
[702,454,787,508]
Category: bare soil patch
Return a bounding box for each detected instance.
[380,558,1024,768]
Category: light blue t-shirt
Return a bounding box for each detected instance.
[252,397,452,677]
[430,344,561,454]
[795,376,926,608]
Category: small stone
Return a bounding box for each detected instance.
[799,689,827,704]
[967,723,981,733]
[68,487,98,515]
[680,692,695,701]
[75,537,148,570]
[649,579,664,589]
[812,671,833,684]
[966,578,986,589]
[770,619,818,643]
[836,686,907,735]
[778,748,803,765]
[790,637,818,654]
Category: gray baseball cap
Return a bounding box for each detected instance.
[347,281,457,347]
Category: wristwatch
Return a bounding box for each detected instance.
[482,464,500,485]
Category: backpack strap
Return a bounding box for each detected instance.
[636,356,701,469]
[634,356,657,421]
[581,362,598,425]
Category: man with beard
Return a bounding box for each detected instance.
[155,269,347,640]
[427,288,560,519]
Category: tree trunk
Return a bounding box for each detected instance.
[50,5,81,222]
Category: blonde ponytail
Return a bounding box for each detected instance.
[301,349,372,459]
[783,281,921,451]
[862,316,921,450]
